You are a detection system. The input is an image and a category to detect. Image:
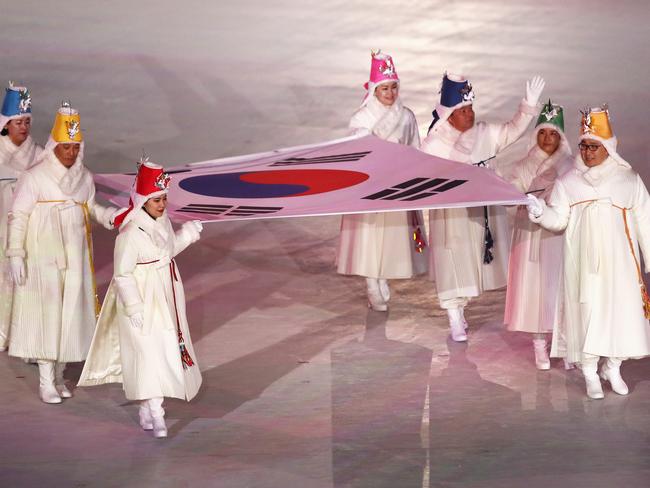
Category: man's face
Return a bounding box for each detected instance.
[374,82,399,106]
[448,105,475,132]
[537,128,561,155]
[144,194,167,219]
[579,138,609,167]
[53,143,81,168]
[5,116,31,146]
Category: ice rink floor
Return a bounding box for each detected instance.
[2,1,650,487]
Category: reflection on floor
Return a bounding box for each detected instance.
[2,219,650,487]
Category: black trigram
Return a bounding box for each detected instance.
[177,203,283,217]
[270,151,371,167]
[363,177,467,201]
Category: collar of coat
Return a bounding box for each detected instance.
[131,207,174,252]
[40,149,88,195]
[575,155,628,186]
[0,134,38,173]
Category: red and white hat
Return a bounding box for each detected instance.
[113,159,171,228]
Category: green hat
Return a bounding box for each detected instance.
[535,99,564,132]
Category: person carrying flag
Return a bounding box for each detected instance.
[420,72,544,341]
[337,50,425,311]
[79,159,203,438]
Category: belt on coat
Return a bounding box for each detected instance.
[36,200,100,318]
[570,199,650,318]
[135,258,195,368]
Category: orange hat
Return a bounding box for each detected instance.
[50,102,83,144]
[580,105,613,141]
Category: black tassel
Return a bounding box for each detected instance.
[483,206,494,264]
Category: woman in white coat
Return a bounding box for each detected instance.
[0,83,41,351]
[337,50,424,311]
[503,101,572,370]
[420,73,544,341]
[79,160,203,438]
[7,104,116,404]
[527,106,650,399]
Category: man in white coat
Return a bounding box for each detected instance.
[0,83,42,351]
[420,73,545,341]
[6,103,117,404]
[527,106,650,399]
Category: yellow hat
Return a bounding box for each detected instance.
[580,105,613,140]
[50,103,83,144]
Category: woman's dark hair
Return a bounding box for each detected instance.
[0,127,8,136]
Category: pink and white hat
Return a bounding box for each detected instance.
[362,50,399,104]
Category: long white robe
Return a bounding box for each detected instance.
[336,96,425,279]
[79,208,202,401]
[0,135,41,347]
[503,141,572,333]
[533,156,650,362]
[6,151,114,361]
[420,100,537,304]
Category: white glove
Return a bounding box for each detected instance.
[191,220,203,233]
[182,220,203,234]
[129,312,144,329]
[525,75,545,106]
[9,256,25,286]
[526,194,544,218]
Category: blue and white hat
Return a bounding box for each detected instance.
[0,82,32,130]
[427,73,474,133]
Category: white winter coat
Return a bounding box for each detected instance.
[420,100,537,301]
[79,208,202,401]
[6,150,114,361]
[503,136,572,333]
[336,95,426,279]
[533,156,650,361]
[0,135,41,347]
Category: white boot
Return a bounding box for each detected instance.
[532,339,550,370]
[147,398,167,438]
[55,362,72,398]
[459,306,469,330]
[366,278,387,312]
[582,363,604,399]
[563,358,575,370]
[37,360,62,404]
[600,358,629,395]
[447,308,467,342]
[152,416,167,438]
[378,279,390,303]
[139,402,153,431]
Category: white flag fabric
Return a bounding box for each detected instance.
[94,135,527,222]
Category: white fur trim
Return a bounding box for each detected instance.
[530,123,571,155]
[429,101,472,134]
[41,136,85,163]
[578,132,618,156]
[362,79,400,107]
[117,189,169,229]
[0,113,31,131]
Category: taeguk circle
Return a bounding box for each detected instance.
[178,169,369,198]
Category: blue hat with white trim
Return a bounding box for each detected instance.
[428,73,474,133]
[1,82,32,130]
